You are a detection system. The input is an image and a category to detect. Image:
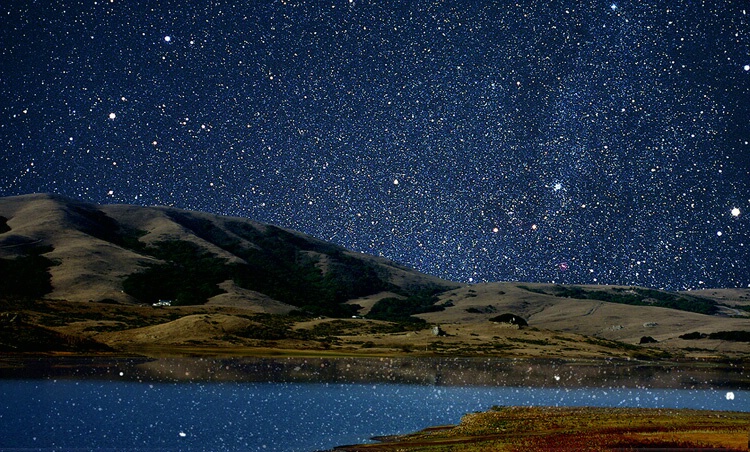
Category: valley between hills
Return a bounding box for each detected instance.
[1,193,748,362]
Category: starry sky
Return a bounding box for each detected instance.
[2,1,749,290]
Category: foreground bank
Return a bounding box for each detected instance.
[332,406,750,451]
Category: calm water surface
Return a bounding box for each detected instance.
[0,357,747,451]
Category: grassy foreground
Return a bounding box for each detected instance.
[333,406,750,451]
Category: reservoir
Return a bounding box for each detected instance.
[0,357,747,451]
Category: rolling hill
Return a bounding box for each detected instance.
[0,193,457,315]
[0,193,748,359]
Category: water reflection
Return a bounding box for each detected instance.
[0,376,747,451]
[2,356,747,389]
[0,357,747,451]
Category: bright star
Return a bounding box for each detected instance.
[610,3,617,11]
[731,207,740,217]
[164,36,171,42]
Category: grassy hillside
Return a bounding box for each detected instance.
[0,193,458,317]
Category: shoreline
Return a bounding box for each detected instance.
[3,344,750,363]
[2,354,748,390]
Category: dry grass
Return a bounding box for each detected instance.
[1,296,747,363]
[334,406,750,451]
[421,283,750,359]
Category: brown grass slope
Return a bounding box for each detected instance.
[420,282,750,357]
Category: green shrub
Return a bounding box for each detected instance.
[366,290,443,322]
[551,286,718,315]
[679,332,707,340]
[708,331,750,342]
[0,216,10,233]
[517,285,548,295]
[122,217,452,316]
[0,248,57,301]
[122,240,227,305]
[489,313,528,326]
[238,325,291,340]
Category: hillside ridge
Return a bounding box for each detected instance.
[0,193,457,314]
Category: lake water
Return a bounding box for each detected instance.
[0,357,747,451]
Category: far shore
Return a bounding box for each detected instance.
[2,352,748,392]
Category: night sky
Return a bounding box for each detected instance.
[2,1,749,290]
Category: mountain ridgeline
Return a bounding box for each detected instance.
[0,194,458,319]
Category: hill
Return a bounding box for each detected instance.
[0,193,748,360]
[0,193,457,315]
[418,282,750,358]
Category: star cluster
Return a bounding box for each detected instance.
[2,1,749,290]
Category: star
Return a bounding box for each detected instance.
[1,1,748,290]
